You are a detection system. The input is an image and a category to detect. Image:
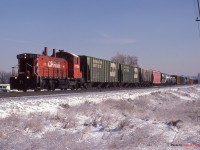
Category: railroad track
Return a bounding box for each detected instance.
[0,85,192,98]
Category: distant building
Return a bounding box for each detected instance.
[198,73,200,84]
[0,84,10,91]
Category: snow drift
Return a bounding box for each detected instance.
[0,85,200,150]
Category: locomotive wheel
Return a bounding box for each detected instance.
[48,80,55,91]
[23,88,27,92]
[34,88,40,92]
[51,83,55,91]
[23,84,27,92]
[47,82,51,91]
[75,83,78,90]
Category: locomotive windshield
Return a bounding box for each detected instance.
[17,54,37,76]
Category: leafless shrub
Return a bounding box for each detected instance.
[0,114,22,135]
[24,115,43,132]
[66,101,97,117]
[59,103,70,109]
[113,100,135,114]
[117,119,130,130]
[133,97,151,111]
[62,117,77,129]
[166,120,183,129]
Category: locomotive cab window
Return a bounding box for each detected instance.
[75,57,78,64]
[18,56,35,76]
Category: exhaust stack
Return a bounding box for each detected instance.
[53,49,56,57]
[43,47,48,56]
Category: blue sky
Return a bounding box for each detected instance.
[0,0,199,76]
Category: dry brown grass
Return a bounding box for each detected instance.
[1,86,200,149]
[24,114,44,132]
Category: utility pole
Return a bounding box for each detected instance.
[196,0,200,21]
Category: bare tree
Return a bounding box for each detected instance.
[111,53,138,67]
[126,55,138,67]
[0,71,11,84]
[111,53,126,64]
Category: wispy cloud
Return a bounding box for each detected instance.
[94,32,137,45]
[3,38,30,44]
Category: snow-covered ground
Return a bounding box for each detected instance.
[0,85,200,150]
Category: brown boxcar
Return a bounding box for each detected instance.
[152,71,161,85]
[172,75,181,85]
[140,68,152,86]
[194,79,198,84]
[189,78,194,84]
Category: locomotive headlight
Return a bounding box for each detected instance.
[15,77,17,79]
[27,76,29,79]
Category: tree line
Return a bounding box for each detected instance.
[111,53,138,67]
[0,71,11,84]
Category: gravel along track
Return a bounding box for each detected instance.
[0,85,190,98]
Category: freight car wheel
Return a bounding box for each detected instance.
[85,83,92,90]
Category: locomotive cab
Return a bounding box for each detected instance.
[56,50,83,89]
[56,50,82,79]
[10,53,38,92]
[17,53,38,77]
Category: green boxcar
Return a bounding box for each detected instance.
[120,64,134,83]
[120,64,140,84]
[133,67,140,83]
[79,55,119,83]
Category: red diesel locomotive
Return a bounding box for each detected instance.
[10,47,83,91]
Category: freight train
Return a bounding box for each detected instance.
[10,47,198,92]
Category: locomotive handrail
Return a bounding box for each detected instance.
[26,63,33,67]
[11,65,18,77]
